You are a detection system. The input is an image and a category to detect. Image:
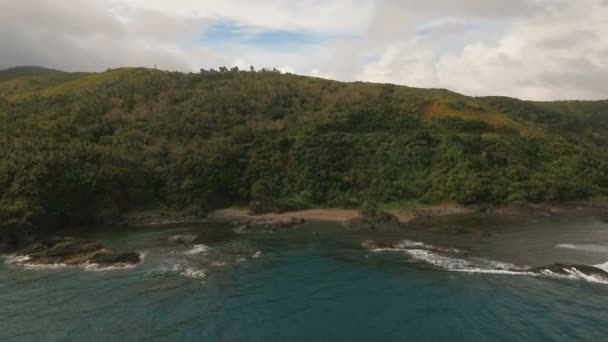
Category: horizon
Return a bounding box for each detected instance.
[1,0,607,101]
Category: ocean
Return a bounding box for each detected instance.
[2,215,608,341]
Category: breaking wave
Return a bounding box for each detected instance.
[555,243,608,254]
[4,252,146,272]
[365,239,608,285]
[184,244,209,255]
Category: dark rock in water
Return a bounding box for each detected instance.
[531,264,608,278]
[344,212,402,231]
[234,218,306,234]
[361,240,396,249]
[19,237,103,259]
[90,251,141,265]
[234,223,253,234]
[43,238,104,258]
[10,235,141,267]
[344,217,376,231]
[445,225,463,235]
[264,218,306,232]
[0,222,40,253]
[168,234,198,245]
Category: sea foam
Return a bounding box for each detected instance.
[367,239,608,284]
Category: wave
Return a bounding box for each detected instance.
[365,239,608,285]
[595,261,608,272]
[4,252,146,272]
[4,254,32,264]
[184,244,209,255]
[555,243,608,254]
[362,239,465,254]
[180,268,207,279]
[539,268,608,285]
[167,264,207,279]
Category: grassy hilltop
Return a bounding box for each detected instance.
[1,66,607,229]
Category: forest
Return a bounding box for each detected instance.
[1,66,607,230]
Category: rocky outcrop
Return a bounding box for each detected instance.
[89,251,141,265]
[233,217,306,234]
[7,236,141,267]
[343,212,402,231]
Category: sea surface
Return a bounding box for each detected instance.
[2,214,608,341]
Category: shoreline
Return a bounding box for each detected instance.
[92,197,608,228]
[205,200,608,226]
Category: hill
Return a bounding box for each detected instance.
[1,66,607,229]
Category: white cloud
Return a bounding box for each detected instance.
[0,0,606,100]
[105,0,374,34]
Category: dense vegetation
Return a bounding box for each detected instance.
[1,66,607,229]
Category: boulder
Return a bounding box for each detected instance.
[344,212,402,231]
[43,238,104,258]
[10,235,141,267]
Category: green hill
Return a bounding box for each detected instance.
[1,66,607,229]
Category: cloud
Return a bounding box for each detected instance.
[314,0,608,100]
[0,0,606,100]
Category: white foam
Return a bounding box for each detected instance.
[394,240,431,249]
[365,239,464,254]
[403,248,608,284]
[594,261,608,272]
[4,255,32,264]
[180,268,206,279]
[22,262,70,270]
[555,243,578,250]
[252,251,262,259]
[4,252,145,272]
[555,243,608,254]
[83,262,138,272]
[540,268,608,285]
[184,244,209,255]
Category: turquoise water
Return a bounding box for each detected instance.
[2,217,608,341]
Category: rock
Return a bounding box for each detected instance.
[89,251,141,265]
[169,234,198,245]
[344,217,377,231]
[233,224,252,234]
[43,238,104,258]
[444,225,464,235]
[11,235,141,267]
[362,240,396,249]
[0,221,40,253]
[263,218,306,232]
[344,212,401,231]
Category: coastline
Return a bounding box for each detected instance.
[205,199,608,226]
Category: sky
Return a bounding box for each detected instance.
[1,0,607,100]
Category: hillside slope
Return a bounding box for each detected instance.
[1,66,607,228]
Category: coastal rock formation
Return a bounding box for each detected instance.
[89,251,141,265]
[233,217,306,234]
[343,212,402,231]
[7,236,141,267]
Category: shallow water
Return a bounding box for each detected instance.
[2,215,608,341]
